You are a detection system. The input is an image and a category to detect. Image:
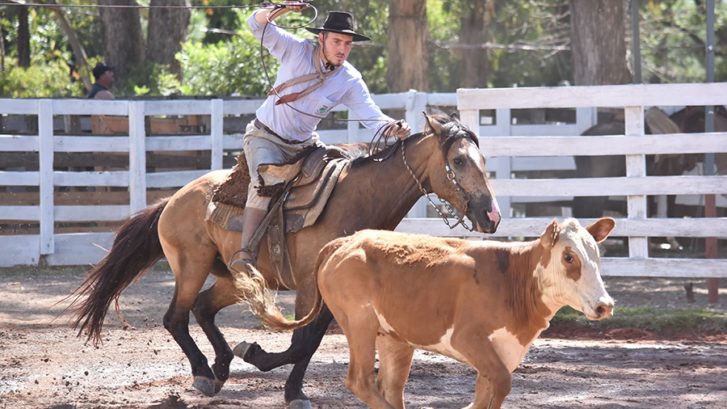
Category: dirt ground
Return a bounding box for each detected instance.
[1,267,726,409]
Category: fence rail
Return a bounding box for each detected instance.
[0,85,725,279]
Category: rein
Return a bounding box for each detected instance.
[401,130,476,231]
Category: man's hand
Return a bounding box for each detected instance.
[387,120,411,140]
[260,2,310,22]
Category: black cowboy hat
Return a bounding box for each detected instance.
[305,11,370,42]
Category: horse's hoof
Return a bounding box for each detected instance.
[192,376,217,397]
[288,399,313,409]
[214,378,225,394]
[232,341,253,360]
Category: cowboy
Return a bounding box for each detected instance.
[228,6,411,276]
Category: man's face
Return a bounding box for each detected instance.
[99,70,114,86]
[318,32,354,67]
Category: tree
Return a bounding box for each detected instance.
[569,0,630,85]
[457,0,490,87]
[17,4,29,68]
[147,0,190,78]
[97,0,144,85]
[386,0,429,91]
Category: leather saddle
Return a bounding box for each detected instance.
[205,146,351,288]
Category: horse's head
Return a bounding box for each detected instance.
[422,113,501,233]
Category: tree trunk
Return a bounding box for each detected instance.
[386,0,429,91]
[569,0,630,85]
[48,1,92,90]
[17,5,30,68]
[98,0,144,85]
[458,1,489,88]
[147,0,190,77]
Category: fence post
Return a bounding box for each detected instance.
[38,99,54,256]
[406,90,429,218]
[624,105,648,259]
[211,99,224,170]
[129,101,147,213]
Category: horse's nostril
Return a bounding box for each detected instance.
[596,306,605,316]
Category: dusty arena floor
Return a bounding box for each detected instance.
[1,267,725,409]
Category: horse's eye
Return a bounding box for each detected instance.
[453,157,465,167]
[564,253,574,264]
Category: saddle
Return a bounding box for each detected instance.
[206,146,351,288]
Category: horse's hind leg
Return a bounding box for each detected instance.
[191,258,239,393]
[237,306,334,406]
[163,251,218,396]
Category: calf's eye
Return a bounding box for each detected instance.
[564,253,574,264]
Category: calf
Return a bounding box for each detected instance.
[312,217,615,409]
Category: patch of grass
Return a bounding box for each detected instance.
[551,306,727,337]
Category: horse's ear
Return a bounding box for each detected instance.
[449,111,460,121]
[423,112,443,135]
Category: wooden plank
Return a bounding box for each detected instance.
[396,217,727,238]
[222,99,262,115]
[0,99,41,114]
[0,135,38,151]
[54,171,129,187]
[479,132,727,157]
[0,235,39,266]
[0,206,38,220]
[129,101,147,212]
[147,170,207,188]
[144,100,212,115]
[458,83,727,110]
[0,171,39,185]
[51,99,128,115]
[210,99,224,170]
[38,99,54,255]
[491,175,727,196]
[601,258,727,278]
[54,136,129,152]
[44,232,115,266]
[55,205,130,222]
[624,106,648,259]
[425,93,457,106]
[146,135,211,151]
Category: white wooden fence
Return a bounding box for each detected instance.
[0,85,725,278]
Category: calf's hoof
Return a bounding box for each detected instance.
[288,399,313,409]
[192,376,217,397]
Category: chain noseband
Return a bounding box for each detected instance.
[401,132,475,231]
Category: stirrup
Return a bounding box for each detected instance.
[228,248,255,275]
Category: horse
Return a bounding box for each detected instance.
[69,113,501,408]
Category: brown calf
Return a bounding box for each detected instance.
[310,217,615,409]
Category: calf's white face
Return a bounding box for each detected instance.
[537,218,615,320]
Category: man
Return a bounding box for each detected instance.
[87,62,114,99]
[228,6,411,275]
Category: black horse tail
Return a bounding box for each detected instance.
[69,198,169,346]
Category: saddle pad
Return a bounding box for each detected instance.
[206,151,350,233]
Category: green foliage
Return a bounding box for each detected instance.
[0,59,84,97]
[552,305,727,337]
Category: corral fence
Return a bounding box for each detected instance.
[0,84,725,279]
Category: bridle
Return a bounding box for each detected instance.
[401,124,480,231]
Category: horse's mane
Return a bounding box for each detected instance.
[349,132,425,168]
[348,114,476,169]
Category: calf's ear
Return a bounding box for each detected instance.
[540,219,559,248]
[586,217,616,243]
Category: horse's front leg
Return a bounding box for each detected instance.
[191,262,239,393]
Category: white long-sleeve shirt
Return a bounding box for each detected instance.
[248,12,393,142]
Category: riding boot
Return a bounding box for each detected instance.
[228,207,267,276]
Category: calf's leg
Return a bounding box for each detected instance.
[376,334,414,409]
[451,327,511,409]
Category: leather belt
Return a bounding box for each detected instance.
[254,119,304,145]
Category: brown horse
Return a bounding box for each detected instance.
[69,113,501,408]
